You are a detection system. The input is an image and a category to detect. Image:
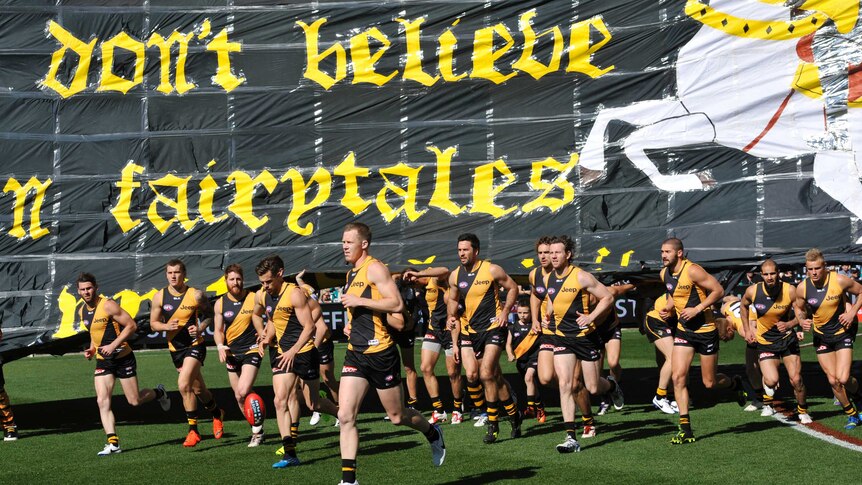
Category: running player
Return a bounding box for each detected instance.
[150,260,223,447]
[76,272,170,455]
[390,273,421,410]
[530,236,555,394]
[213,264,266,446]
[793,249,862,429]
[296,270,339,427]
[593,281,632,415]
[338,223,445,485]
[739,260,811,422]
[447,233,522,444]
[0,329,18,441]
[402,267,464,425]
[544,235,622,453]
[716,295,762,412]
[660,238,740,444]
[506,300,545,423]
[643,294,678,414]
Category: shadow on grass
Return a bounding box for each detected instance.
[437,466,539,485]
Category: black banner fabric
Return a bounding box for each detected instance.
[2,0,861,358]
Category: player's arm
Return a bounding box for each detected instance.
[837,274,862,327]
[490,263,518,326]
[505,330,515,362]
[252,292,272,355]
[776,285,799,332]
[341,261,404,314]
[403,266,450,283]
[739,287,757,343]
[793,282,813,332]
[608,280,635,297]
[99,300,137,357]
[277,288,316,370]
[446,271,462,362]
[577,270,614,327]
[678,265,724,321]
[529,270,543,333]
[658,269,675,319]
[213,299,229,362]
[189,289,213,338]
[149,291,174,332]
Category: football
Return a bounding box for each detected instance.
[243,392,266,426]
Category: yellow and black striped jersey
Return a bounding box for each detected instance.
[751,282,794,345]
[455,260,502,334]
[345,257,393,354]
[257,283,314,355]
[801,271,848,336]
[660,260,715,333]
[218,291,258,355]
[530,267,554,334]
[547,266,593,337]
[425,278,448,332]
[159,286,203,352]
[79,298,131,361]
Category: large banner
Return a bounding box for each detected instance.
[1,0,861,358]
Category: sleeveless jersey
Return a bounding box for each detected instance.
[661,260,715,333]
[455,260,502,334]
[79,298,131,361]
[159,286,203,352]
[719,300,745,334]
[509,320,539,359]
[751,282,795,345]
[547,266,593,337]
[801,271,848,336]
[258,283,314,355]
[646,295,669,321]
[530,267,555,334]
[345,256,393,353]
[218,291,258,355]
[425,278,448,332]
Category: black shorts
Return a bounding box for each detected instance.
[597,323,622,345]
[226,352,263,373]
[424,327,453,348]
[516,353,539,376]
[673,329,719,356]
[471,327,507,360]
[538,333,556,353]
[553,332,603,362]
[95,352,137,379]
[813,331,856,354]
[271,347,321,380]
[318,340,335,365]
[171,344,206,369]
[342,346,402,389]
[644,316,675,343]
[758,336,801,360]
[392,329,415,349]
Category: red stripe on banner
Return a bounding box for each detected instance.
[743,90,795,153]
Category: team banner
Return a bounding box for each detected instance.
[1,0,861,359]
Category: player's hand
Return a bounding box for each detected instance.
[743,332,756,344]
[507,353,515,362]
[679,306,701,322]
[452,344,461,364]
[838,311,857,328]
[340,294,361,309]
[575,312,592,328]
[278,350,296,370]
[800,318,813,332]
[658,308,671,320]
[97,344,116,357]
[256,333,268,356]
[218,347,229,363]
[343,324,351,339]
[777,321,789,333]
[531,320,542,334]
[494,314,508,328]
[166,319,179,331]
[796,330,805,341]
[84,347,96,360]
[402,270,419,282]
[446,316,459,331]
[188,324,199,338]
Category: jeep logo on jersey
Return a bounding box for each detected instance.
[224,311,235,318]
[474,280,491,285]
[807,298,819,306]
[459,282,468,288]
[163,304,174,311]
[350,281,365,289]
[180,304,195,311]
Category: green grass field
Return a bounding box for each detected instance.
[2,329,861,484]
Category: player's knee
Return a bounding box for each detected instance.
[420,362,435,376]
[702,377,716,389]
[127,396,141,407]
[177,381,193,394]
[97,395,111,409]
[337,408,355,426]
[584,381,599,395]
[789,375,803,390]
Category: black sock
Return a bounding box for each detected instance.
[342,459,357,483]
[290,421,299,440]
[186,411,198,432]
[607,379,617,393]
[281,435,297,458]
[502,396,517,417]
[424,423,440,442]
[431,396,443,413]
[487,401,499,423]
[202,398,221,419]
[407,397,418,408]
[679,414,692,434]
[453,398,463,413]
[564,421,577,440]
[107,433,119,446]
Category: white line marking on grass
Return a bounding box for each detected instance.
[770,412,862,453]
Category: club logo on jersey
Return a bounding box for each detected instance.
[547,288,556,295]
[385,374,394,382]
[535,287,546,295]
[224,311,235,318]
[754,303,766,311]
[666,283,674,291]
[459,282,468,288]
[807,298,819,306]
[163,304,174,311]
[266,306,272,313]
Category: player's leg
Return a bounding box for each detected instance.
[758,356,781,415]
[553,352,580,452]
[95,373,121,454]
[483,342,521,438]
[302,378,339,417]
[186,357,224,439]
[420,342,446,423]
[338,376,370,484]
[816,350,860,427]
[461,345,485,423]
[0,365,18,441]
[604,337,622,383]
[273,372,301,467]
[320,360,339,405]
[237,362,264,445]
[783,353,811,422]
[652,336,676,413]
[400,344,419,409]
[671,344,696,443]
[744,345,765,410]
[537,345,556,386]
[523,365,537,417]
[445,351,463,422]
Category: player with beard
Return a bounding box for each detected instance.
[529,237,553,424]
[337,223,445,485]
[213,264,266,446]
[150,259,223,447]
[77,273,170,455]
[402,266,464,425]
[544,235,621,453]
[660,238,741,444]
[794,249,862,429]
[447,233,522,444]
